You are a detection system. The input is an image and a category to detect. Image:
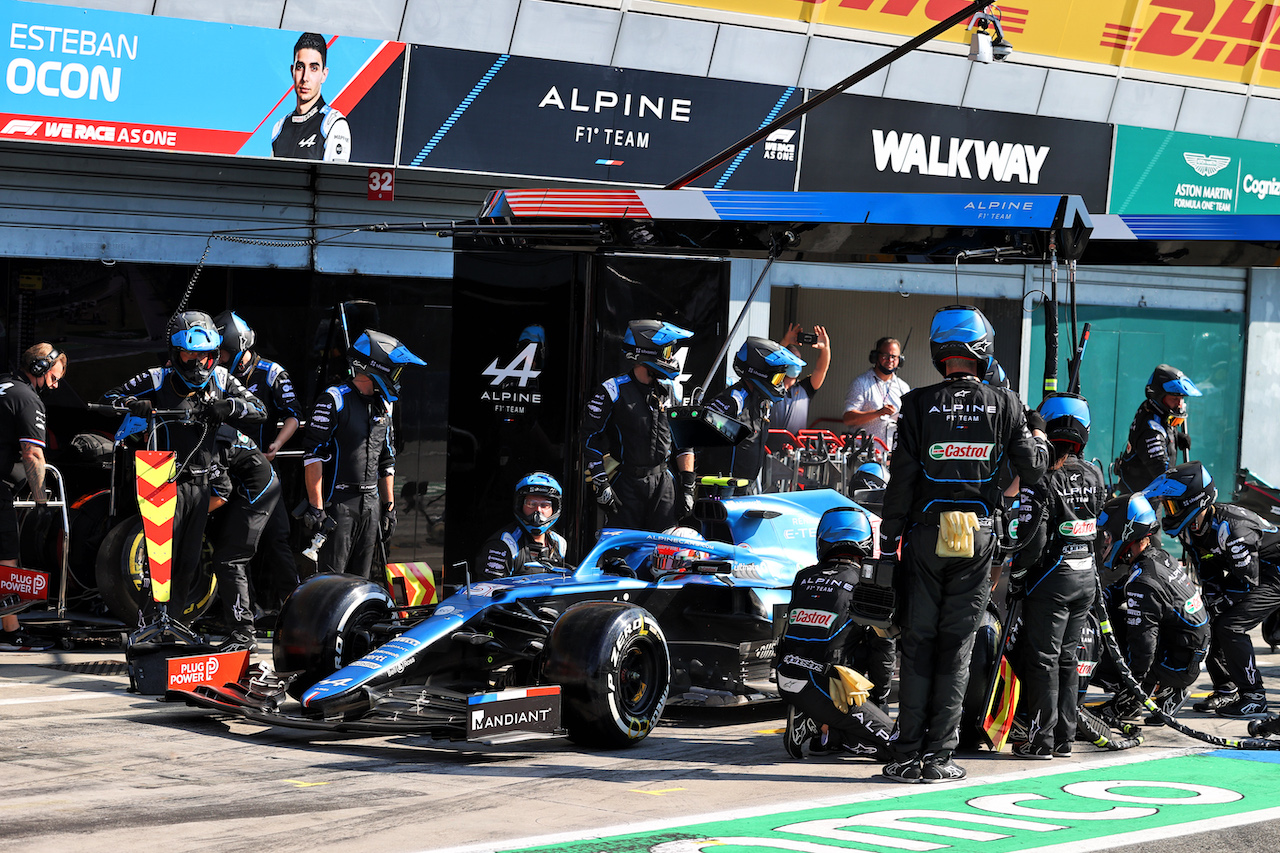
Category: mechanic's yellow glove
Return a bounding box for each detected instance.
[936,511,980,558]
[828,666,874,713]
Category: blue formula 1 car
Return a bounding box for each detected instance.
[171,488,863,749]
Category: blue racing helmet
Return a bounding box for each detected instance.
[929,305,995,376]
[1038,392,1091,451]
[214,310,255,373]
[732,336,805,400]
[514,472,562,537]
[816,506,873,561]
[623,319,693,379]
[983,358,1009,389]
[349,329,427,402]
[168,310,221,391]
[1143,461,1216,537]
[1098,492,1160,571]
[849,461,888,492]
[1145,364,1201,427]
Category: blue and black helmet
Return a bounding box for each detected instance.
[168,310,221,391]
[514,472,562,537]
[349,329,426,402]
[732,336,805,400]
[1143,461,1216,537]
[983,358,1009,389]
[1098,492,1160,570]
[928,305,995,376]
[849,461,888,492]
[213,310,255,374]
[1038,392,1091,451]
[816,505,873,561]
[622,319,693,380]
[1145,364,1201,425]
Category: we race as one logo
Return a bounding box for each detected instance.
[1059,518,1097,537]
[928,442,993,461]
[790,608,836,628]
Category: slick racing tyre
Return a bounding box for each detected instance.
[274,574,395,699]
[543,601,670,749]
[959,602,1002,750]
[94,515,217,626]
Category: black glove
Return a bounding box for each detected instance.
[125,397,153,417]
[380,503,396,540]
[1024,408,1046,435]
[592,475,619,513]
[206,398,237,421]
[677,470,697,518]
[302,505,326,532]
[1007,568,1027,604]
[1174,431,1191,452]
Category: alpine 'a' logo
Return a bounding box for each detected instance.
[1059,518,1097,537]
[928,442,993,461]
[483,342,541,387]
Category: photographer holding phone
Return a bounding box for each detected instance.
[771,324,831,436]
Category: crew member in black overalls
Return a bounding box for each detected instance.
[583,319,695,532]
[1009,393,1104,759]
[1114,365,1200,494]
[1145,461,1280,719]
[879,305,1049,784]
[475,472,568,580]
[102,311,266,624]
[301,330,425,579]
[1094,491,1210,722]
[207,426,281,654]
[778,506,894,760]
[214,310,301,612]
[704,336,804,493]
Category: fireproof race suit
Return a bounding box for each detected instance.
[582,370,683,532]
[271,97,351,162]
[704,381,772,490]
[1114,400,1179,493]
[1011,454,1105,751]
[880,373,1049,760]
[776,558,894,757]
[103,366,266,619]
[207,427,280,640]
[1122,544,1210,695]
[0,372,45,562]
[302,382,394,578]
[1182,504,1280,696]
[474,522,568,581]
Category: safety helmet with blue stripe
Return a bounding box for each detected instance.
[168,310,221,391]
[213,310,255,374]
[929,304,995,376]
[349,329,427,402]
[732,336,805,400]
[623,319,693,380]
[849,461,888,492]
[1145,364,1201,427]
[514,471,562,537]
[816,505,874,561]
[1038,392,1091,452]
[1097,492,1160,570]
[983,358,1009,389]
[1142,461,1216,538]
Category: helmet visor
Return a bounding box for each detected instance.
[769,370,787,389]
[178,350,216,371]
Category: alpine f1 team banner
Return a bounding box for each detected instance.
[399,45,801,188]
[651,0,1280,89]
[799,92,1111,210]
[1111,125,1280,214]
[0,0,404,163]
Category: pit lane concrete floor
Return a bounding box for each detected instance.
[2,643,1279,853]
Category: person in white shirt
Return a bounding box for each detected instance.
[842,336,909,450]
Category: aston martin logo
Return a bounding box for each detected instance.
[1183,152,1231,177]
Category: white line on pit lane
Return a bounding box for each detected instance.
[0,691,125,706]
[420,747,1232,853]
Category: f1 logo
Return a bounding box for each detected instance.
[483,342,540,387]
[1,119,41,136]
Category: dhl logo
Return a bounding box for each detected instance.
[1103,0,1280,73]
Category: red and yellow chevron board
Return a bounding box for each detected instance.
[385,562,438,611]
[134,450,177,604]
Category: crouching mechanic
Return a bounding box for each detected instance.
[778,506,895,761]
[301,330,426,578]
[1144,462,1280,719]
[102,311,265,624]
[1095,492,1210,722]
[475,473,568,580]
[1009,393,1104,759]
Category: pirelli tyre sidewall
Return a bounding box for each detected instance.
[543,601,670,749]
[274,574,395,699]
[93,515,217,626]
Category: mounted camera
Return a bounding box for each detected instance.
[967,12,1013,64]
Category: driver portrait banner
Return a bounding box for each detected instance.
[0,0,404,163]
[651,1,1280,89]
[134,449,176,604]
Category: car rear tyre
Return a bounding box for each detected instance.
[543,601,670,749]
[274,574,395,699]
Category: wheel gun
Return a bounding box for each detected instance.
[302,516,338,562]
